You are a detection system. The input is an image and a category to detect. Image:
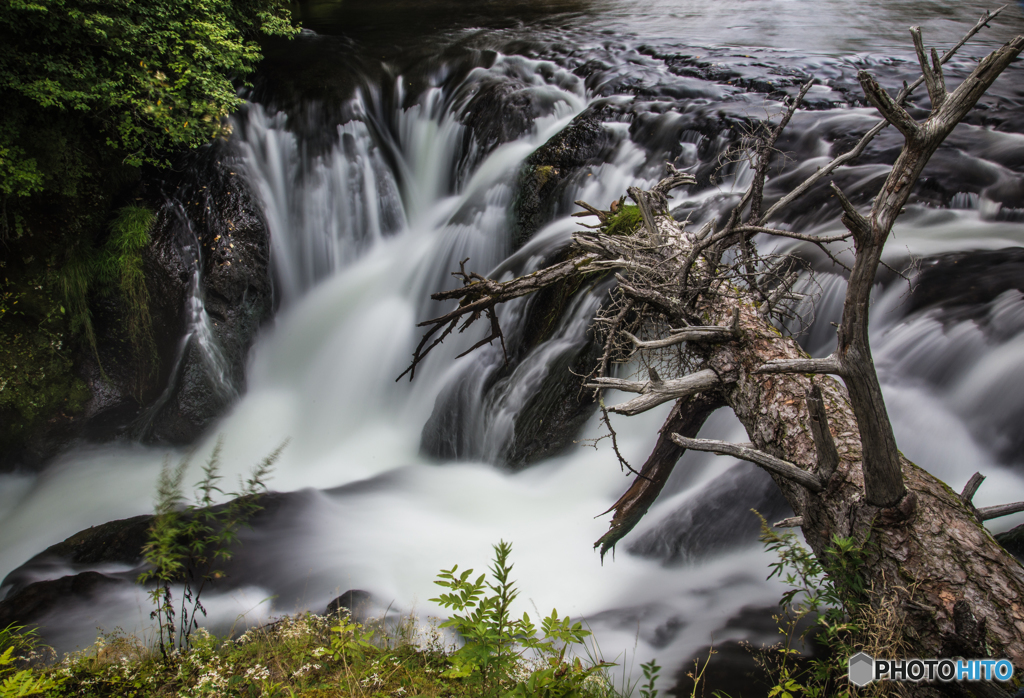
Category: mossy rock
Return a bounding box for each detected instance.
[511,112,609,249]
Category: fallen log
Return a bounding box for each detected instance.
[401,9,1024,681]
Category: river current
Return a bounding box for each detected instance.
[2,1,1024,693]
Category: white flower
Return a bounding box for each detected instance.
[244,665,271,682]
[360,672,383,688]
[292,663,321,677]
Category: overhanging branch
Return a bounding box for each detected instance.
[588,369,722,416]
[670,435,824,492]
[978,502,1024,521]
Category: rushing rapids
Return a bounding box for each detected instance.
[2,1,1024,692]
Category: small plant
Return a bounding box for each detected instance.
[138,437,287,658]
[0,624,60,698]
[431,540,613,697]
[638,658,660,698]
[754,512,875,698]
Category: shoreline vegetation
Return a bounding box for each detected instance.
[0,539,646,698]
[0,0,297,462]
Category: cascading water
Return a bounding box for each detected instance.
[135,203,239,437]
[2,4,1024,692]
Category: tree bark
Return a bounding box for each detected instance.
[402,18,1024,679]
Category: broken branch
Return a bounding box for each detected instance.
[670,435,824,492]
[588,369,722,416]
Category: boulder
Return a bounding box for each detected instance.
[143,148,275,444]
[326,590,374,622]
[511,112,609,248]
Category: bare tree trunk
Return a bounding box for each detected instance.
[401,11,1024,683]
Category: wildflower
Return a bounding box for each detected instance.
[292,663,321,677]
[244,665,270,681]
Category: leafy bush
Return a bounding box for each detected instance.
[754,513,874,698]
[0,0,297,198]
[0,624,59,698]
[431,540,613,697]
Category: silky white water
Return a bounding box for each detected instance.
[2,25,1024,690]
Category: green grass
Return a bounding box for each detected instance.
[1,612,623,698]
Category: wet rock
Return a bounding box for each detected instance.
[0,572,131,632]
[144,149,274,444]
[326,590,374,622]
[3,146,275,465]
[907,247,1024,317]
[500,269,611,468]
[419,249,609,470]
[628,463,792,564]
[458,78,541,176]
[1,514,152,598]
[511,112,609,248]
[0,492,293,635]
[995,524,1024,563]
[72,204,195,444]
[501,340,602,467]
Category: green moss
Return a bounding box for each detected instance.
[101,205,156,364]
[60,204,157,375]
[534,164,557,188]
[603,204,642,236]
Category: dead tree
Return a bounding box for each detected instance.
[402,11,1024,680]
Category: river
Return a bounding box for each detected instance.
[2,1,1023,694]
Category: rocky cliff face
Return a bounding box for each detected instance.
[140,149,275,444]
[3,145,276,469]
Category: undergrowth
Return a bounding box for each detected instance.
[139,437,285,659]
[1,544,627,698]
[749,513,907,698]
[61,204,157,382]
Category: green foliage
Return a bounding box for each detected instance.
[0,625,60,698]
[754,513,871,698]
[99,205,155,360]
[603,205,642,236]
[638,659,660,698]
[59,204,158,375]
[138,437,286,658]
[431,540,613,697]
[329,616,377,664]
[0,0,297,452]
[0,260,89,451]
[0,0,297,198]
[8,551,631,698]
[44,609,611,698]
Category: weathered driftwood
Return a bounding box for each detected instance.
[402,12,1024,675]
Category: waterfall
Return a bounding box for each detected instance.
[2,22,1024,688]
